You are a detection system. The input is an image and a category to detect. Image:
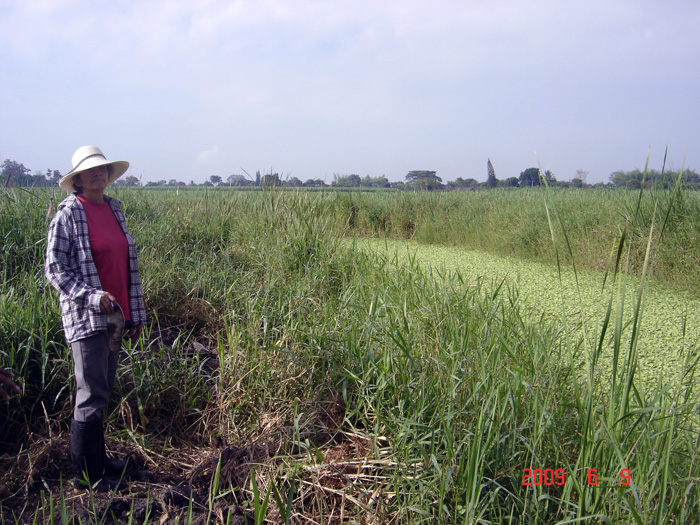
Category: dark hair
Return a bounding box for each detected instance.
[72,174,83,194]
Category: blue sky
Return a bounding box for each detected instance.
[1,0,698,185]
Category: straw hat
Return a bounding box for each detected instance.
[59,146,129,192]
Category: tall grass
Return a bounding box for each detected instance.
[538,159,700,523]
[332,187,700,296]
[1,185,698,522]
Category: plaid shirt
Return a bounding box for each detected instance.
[45,194,146,343]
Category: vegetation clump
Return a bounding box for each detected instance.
[1,185,698,523]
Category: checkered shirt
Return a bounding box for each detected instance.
[45,194,146,343]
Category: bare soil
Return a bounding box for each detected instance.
[1,416,388,524]
[1,433,261,524]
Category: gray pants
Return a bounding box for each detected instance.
[72,331,119,423]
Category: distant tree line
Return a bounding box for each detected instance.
[608,168,700,189]
[3,157,698,191]
[332,174,392,188]
[141,171,327,189]
[1,159,62,188]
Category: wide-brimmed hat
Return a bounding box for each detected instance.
[59,145,129,192]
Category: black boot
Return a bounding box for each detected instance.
[99,423,130,476]
[70,418,127,492]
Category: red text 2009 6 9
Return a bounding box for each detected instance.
[522,468,631,486]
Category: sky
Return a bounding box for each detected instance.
[1,0,699,185]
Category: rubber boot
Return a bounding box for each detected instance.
[71,418,127,492]
[99,423,130,476]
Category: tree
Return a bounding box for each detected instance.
[609,170,626,185]
[209,175,222,186]
[575,169,589,185]
[2,159,31,187]
[1,160,64,187]
[261,173,281,187]
[363,175,390,188]
[608,168,700,189]
[502,177,519,187]
[683,169,700,185]
[332,174,362,187]
[227,174,251,187]
[487,159,498,188]
[610,169,649,187]
[45,169,62,185]
[543,170,556,184]
[29,170,53,186]
[373,176,390,188]
[519,167,540,187]
[406,170,443,191]
[447,177,477,190]
[285,176,303,187]
[124,175,140,186]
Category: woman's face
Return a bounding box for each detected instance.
[74,165,109,192]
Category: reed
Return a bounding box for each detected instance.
[1,183,698,523]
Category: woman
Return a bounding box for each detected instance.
[45,146,146,491]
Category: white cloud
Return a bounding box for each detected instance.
[197,146,220,164]
[0,0,698,184]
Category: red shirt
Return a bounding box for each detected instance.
[77,195,132,321]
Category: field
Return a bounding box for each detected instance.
[1,185,700,523]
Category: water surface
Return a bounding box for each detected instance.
[357,238,700,388]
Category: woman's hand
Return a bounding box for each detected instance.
[100,291,118,314]
[128,325,143,343]
[0,368,20,401]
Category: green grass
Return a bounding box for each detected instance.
[1,185,699,523]
[331,187,700,296]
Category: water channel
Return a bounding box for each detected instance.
[356,238,700,389]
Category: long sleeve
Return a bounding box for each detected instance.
[45,209,103,312]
